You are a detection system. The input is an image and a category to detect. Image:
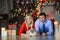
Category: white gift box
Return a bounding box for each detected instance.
[12,36,16,40]
[54,24,60,40]
[12,30,16,35]
[54,21,59,27]
[8,36,16,40]
[1,27,6,32]
[59,25,60,38]
[1,31,7,37]
[7,30,12,36]
[1,30,7,40]
[8,36,12,40]
[1,27,7,37]
[7,30,16,36]
[1,36,7,40]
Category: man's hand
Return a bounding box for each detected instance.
[42,33,46,36]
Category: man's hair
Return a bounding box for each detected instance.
[39,12,46,17]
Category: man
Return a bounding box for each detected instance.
[35,12,53,36]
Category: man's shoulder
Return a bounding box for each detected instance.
[35,19,40,24]
[46,18,52,23]
[35,19,40,22]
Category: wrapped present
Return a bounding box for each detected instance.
[7,30,12,36]
[1,27,6,32]
[1,27,7,37]
[54,21,59,27]
[12,30,16,35]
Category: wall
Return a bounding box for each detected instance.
[0,0,13,14]
[42,5,60,24]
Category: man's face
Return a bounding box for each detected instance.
[39,15,46,23]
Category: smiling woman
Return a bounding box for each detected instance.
[18,13,35,36]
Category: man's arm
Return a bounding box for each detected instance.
[47,21,53,35]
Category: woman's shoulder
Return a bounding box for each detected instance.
[20,21,26,27]
[21,21,26,25]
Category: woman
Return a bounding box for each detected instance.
[18,13,35,36]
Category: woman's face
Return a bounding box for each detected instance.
[25,16,33,24]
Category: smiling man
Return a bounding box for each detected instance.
[35,12,53,36]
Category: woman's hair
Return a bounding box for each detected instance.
[25,13,33,27]
[25,13,32,17]
[25,13,33,19]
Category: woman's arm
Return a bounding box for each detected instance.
[18,22,26,36]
